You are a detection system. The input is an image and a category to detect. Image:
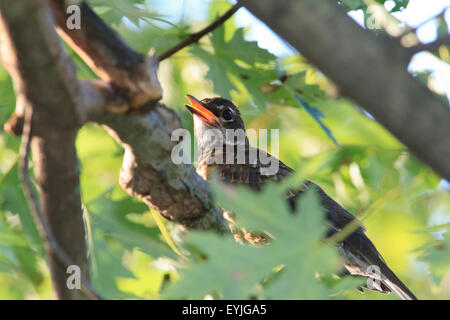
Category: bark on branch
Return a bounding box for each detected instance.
[48,0,228,233]
[88,106,228,233]
[245,0,450,181]
[6,0,447,300]
[1,0,229,299]
[0,0,91,299]
[49,0,162,110]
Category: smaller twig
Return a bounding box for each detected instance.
[19,106,102,300]
[407,34,450,56]
[158,3,242,61]
[3,111,24,136]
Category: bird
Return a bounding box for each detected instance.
[184,94,417,300]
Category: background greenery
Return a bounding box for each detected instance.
[0,0,449,299]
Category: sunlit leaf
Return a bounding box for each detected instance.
[164,182,354,299]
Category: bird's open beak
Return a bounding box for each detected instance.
[185,95,218,125]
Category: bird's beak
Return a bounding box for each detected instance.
[185,95,218,125]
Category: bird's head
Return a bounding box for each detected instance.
[185,95,245,130]
[185,95,247,150]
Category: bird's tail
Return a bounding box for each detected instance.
[381,277,417,300]
[378,261,417,300]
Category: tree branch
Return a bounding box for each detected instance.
[407,34,450,55]
[158,3,242,61]
[48,1,229,233]
[2,1,230,299]
[245,0,450,181]
[0,0,94,299]
[49,0,162,110]
[19,106,100,300]
[87,104,229,233]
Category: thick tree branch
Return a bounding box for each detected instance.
[2,2,229,298]
[88,105,229,233]
[0,0,93,299]
[48,1,229,232]
[49,0,162,110]
[19,106,100,300]
[158,3,242,61]
[245,0,450,181]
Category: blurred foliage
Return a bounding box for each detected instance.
[164,184,362,299]
[0,0,449,300]
[341,0,409,11]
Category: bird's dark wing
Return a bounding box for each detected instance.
[294,181,417,300]
[201,146,416,300]
[199,145,293,190]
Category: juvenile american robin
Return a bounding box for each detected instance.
[185,95,417,300]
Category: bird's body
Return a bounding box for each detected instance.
[185,95,417,300]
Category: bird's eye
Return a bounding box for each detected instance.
[222,108,233,121]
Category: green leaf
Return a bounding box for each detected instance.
[0,226,31,247]
[0,163,42,249]
[191,25,277,106]
[88,0,149,27]
[89,230,138,299]
[224,28,276,66]
[163,232,265,299]
[342,0,365,10]
[85,190,179,298]
[11,246,44,286]
[417,227,450,282]
[296,96,340,146]
[164,182,348,299]
[86,190,178,260]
